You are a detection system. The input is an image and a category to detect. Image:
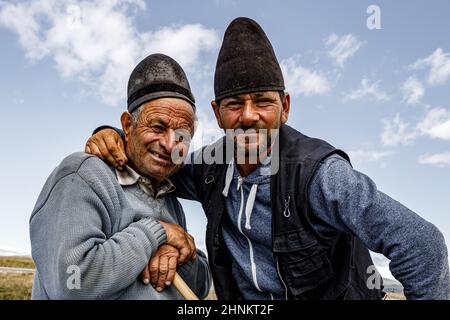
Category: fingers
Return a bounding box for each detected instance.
[85,129,125,169]
[160,221,196,265]
[155,255,169,291]
[86,141,104,161]
[186,233,197,260]
[104,133,127,170]
[178,246,191,265]
[177,233,196,265]
[116,136,128,164]
[148,245,180,292]
[149,255,159,288]
[165,256,177,286]
[96,137,121,169]
[141,265,150,285]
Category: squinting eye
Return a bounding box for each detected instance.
[151,125,165,133]
[256,100,273,107]
[225,104,242,110]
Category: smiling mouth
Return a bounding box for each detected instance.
[149,151,172,162]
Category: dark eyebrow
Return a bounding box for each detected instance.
[251,92,275,99]
[223,98,244,106]
[254,97,276,102]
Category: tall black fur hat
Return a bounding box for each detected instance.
[214,17,285,101]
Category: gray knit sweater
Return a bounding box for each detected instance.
[30,152,211,300]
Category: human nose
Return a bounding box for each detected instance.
[240,101,259,126]
[160,129,177,154]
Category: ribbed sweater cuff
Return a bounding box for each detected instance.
[139,218,167,247]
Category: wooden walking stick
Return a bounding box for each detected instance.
[173,272,199,300]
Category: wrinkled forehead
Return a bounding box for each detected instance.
[139,98,195,128]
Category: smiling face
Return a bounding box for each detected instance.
[121,97,195,183]
[211,91,290,158]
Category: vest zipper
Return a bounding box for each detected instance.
[283,194,291,218]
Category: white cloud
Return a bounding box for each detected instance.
[141,24,220,71]
[0,0,220,106]
[412,48,450,86]
[417,107,450,141]
[381,107,450,147]
[325,33,364,68]
[401,76,425,105]
[348,149,394,164]
[418,152,450,167]
[381,114,417,147]
[280,56,332,97]
[344,78,391,102]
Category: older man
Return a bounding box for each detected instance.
[30,53,211,299]
[86,18,449,300]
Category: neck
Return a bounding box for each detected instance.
[235,146,272,177]
[236,163,259,177]
[127,159,161,190]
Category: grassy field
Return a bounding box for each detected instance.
[0,256,35,300]
[0,272,34,300]
[0,256,35,269]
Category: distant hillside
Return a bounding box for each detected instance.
[383,278,404,295]
[0,248,30,257]
[0,256,35,269]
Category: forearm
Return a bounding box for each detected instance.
[309,155,450,299]
[66,218,166,299]
[352,191,449,299]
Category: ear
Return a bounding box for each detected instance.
[280,92,291,124]
[121,112,133,143]
[211,100,224,129]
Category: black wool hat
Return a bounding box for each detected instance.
[127,53,195,113]
[214,17,285,101]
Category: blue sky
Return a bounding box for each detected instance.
[0,0,449,278]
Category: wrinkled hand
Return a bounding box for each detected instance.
[160,221,197,265]
[85,128,128,170]
[141,244,179,291]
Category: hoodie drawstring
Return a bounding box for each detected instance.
[245,184,258,230]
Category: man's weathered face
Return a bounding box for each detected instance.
[122,98,195,182]
[211,91,290,157]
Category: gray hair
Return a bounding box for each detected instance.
[130,105,144,127]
